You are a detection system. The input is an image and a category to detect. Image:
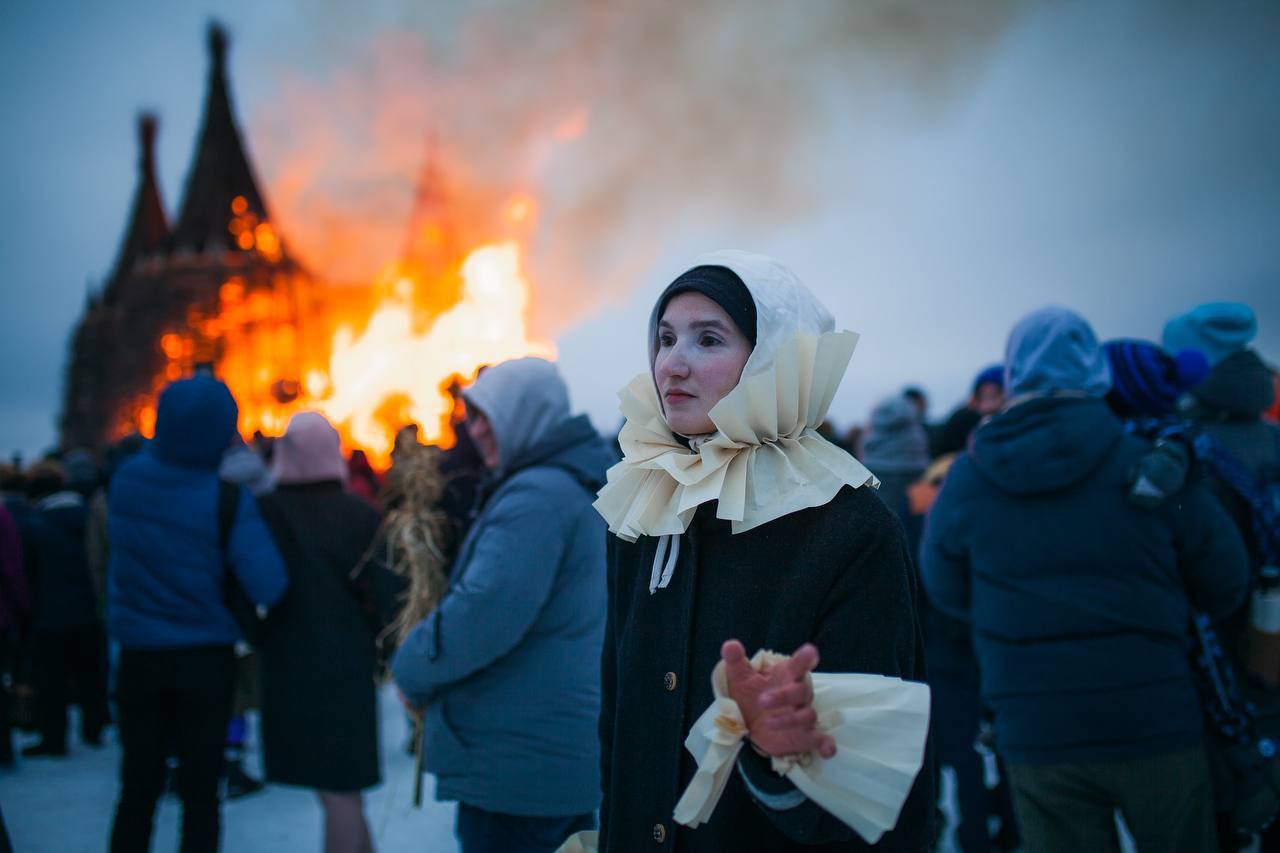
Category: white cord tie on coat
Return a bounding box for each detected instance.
[648,533,681,594]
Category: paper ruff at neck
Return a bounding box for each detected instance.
[594,330,879,540]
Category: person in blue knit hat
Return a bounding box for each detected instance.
[1103,340,1210,419]
[930,364,1005,457]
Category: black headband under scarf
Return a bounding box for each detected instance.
[654,265,758,347]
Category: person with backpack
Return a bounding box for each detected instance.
[922,307,1250,853]
[106,376,288,853]
[1164,302,1279,592]
[392,357,613,853]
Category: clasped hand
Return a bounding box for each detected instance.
[720,639,837,760]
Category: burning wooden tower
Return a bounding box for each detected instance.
[61,23,315,451]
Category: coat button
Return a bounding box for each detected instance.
[652,822,667,843]
[663,671,677,692]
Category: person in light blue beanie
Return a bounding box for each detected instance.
[1162,302,1257,367]
[1004,306,1111,401]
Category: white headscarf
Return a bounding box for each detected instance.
[593,250,877,545]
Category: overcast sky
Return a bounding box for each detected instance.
[2,0,1277,461]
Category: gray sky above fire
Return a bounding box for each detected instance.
[2,0,1278,460]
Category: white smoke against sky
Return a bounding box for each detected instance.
[250,0,1019,330]
[553,0,1280,430]
[248,0,1278,432]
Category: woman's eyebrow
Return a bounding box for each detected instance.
[658,319,729,331]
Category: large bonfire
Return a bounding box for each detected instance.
[142,188,555,468]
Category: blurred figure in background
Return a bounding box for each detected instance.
[345,449,382,510]
[0,466,35,745]
[0,502,30,766]
[257,412,391,853]
[912,452,1020,853]
[220,435,273,498]
[87,435,147,613]
[1164,303,1279,620]
[1265,364,1280,425]
[218,435,274,799]
[931,364,1004,458]
[20,460,107,758]
[922,307,1248,852]
[393,358,611,853]
[859,394,930,552]
[903,385,929,423]
[106,376,288,853]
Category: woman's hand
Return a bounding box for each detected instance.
[721,639,837,760]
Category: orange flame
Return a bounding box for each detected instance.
[135,214,552,469]
[315,240,554,464]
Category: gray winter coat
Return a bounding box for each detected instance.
[392,358,612,817]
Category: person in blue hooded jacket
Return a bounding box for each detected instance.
[106,375,288,853]
[921,307,1249,853]
[392,357,612,853]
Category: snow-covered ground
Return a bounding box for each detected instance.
[3,684,1010,853]
[1,685,458,853]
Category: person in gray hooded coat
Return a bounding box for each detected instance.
[392,357,612,853]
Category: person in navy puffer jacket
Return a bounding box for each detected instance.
[106,376,287,853]
[922,307,1249,853]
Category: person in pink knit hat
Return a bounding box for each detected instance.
[257,412,396,853]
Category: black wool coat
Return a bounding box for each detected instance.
[256,482,389,792]
[600,485,934,853]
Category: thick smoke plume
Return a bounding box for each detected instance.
[251,1,1018,337]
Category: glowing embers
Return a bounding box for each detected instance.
[227,195,282,261]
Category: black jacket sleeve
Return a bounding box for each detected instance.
[598,532,619,846]
[737,504,933,847]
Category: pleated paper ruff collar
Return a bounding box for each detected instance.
[593,329,879,541]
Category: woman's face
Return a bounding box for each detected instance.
[654,292,754,435]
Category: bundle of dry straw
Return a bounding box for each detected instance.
[374,443,453,652]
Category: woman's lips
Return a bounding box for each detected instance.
[664,390,694,404]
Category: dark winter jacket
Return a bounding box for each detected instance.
[921,397,1249,765]
[25,491,100,633]
[257,482,388,791]
[392,359,612,817]
[107,376,288,649]
[0,504,30,631]
[1186,349,1280,569]
[600,485,934,852]
[929,406,982,459]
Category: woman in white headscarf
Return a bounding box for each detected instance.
[592,252,933,852]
